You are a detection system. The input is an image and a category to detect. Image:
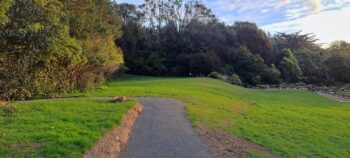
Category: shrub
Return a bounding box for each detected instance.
[208,72,221,79]
[229,74,242,85]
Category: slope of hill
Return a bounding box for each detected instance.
[85,75,350,157]
[2,75,350,157]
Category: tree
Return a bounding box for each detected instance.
[323,54,350,84]
[322,41,350,84]
[187,52,221,76]
[225,47,270,85]
[278,49,302,83]
[1,0,124,100]
[1,0,84,100]
[62,0,124,72]
[261,64,281,84]
[294,49,323,83]
[273,31,319,52]
[139,0,216,30]
[232,22,273,63]
[117,0,221,76]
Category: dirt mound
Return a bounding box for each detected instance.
[0,100,7,107]
[110,96,129,103]
[83,103,143,158]
[197,125,279,158]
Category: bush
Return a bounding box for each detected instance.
[208,72,221,79]
[229,74,242,85]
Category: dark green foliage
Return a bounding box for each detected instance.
[229,74,242,85]
[224,47,274,85]
[322,41,350,84]
[232,22,273,63]
[323,54,350,83]
[261,64,281,84]
[278,49,302,83]
[117,1,281,85]
[187,53,221,76]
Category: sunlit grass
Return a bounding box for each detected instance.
[2,75,350,157]
[0,98,135,157]
[82,75,350,158]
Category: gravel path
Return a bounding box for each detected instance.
[120,97,212,158]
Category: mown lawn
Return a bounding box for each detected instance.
[0,98,135,158]
[81,75,350,158]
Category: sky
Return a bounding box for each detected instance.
[117,0,350,45]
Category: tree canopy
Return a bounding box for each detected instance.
[1,0,123,100]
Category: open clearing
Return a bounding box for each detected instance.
[82,75,350,158]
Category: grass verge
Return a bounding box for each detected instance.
[0,98,135,157]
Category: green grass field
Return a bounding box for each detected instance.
[0,98,135,157]
[1,75,350,158]
[81,75,350,158]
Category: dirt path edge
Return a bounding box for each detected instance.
[196,125,280,158]
[83,102,144,158]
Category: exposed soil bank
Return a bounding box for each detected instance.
[83,102,143,158]
[0,100,7,107]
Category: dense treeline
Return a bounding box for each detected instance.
[117,0,350,86]
[1,0,350,100]
[0,0,123,100]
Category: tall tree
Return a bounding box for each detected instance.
[323,41,350,84]
[278,49,302,83]
[232,22,273,63]
[273,31,319,51]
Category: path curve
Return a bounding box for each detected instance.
[120,97,212,158]
[317,92,350,102]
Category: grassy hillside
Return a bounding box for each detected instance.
[81,75,350,158]
[0,98,135,157]
[2,75,350,157]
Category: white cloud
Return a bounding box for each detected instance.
[227,0,241,10]
[262,6,350,45]
[307,0,323,13]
